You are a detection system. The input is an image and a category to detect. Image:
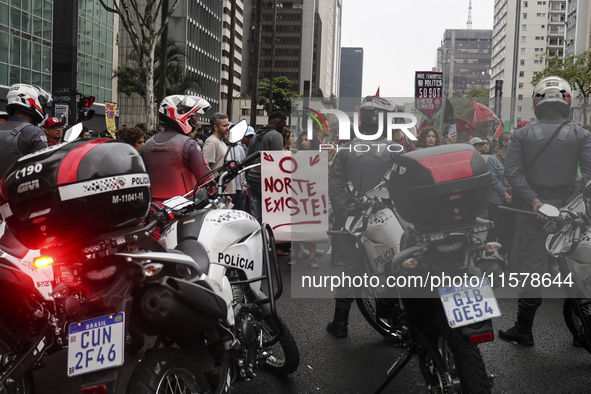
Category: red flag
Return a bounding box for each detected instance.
[418,117,435,130]
[375,86,380,97]
[455,118,475,136]
[493,123,504,139]
[472,100,500,123]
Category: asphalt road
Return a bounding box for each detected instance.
[33,251,591,393]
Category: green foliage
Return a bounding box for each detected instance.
[532,51,591,98]
[257,76,301,115]
[114,41,200,103]
[467,88,489,98]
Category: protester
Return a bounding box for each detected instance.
[116,126,146,153]
[41,117,65,146]
[500,76,591,347]
[469,136,487,154]
[246,111,286,223]
[391,108,416,153]
[415,127,442,149]
[486,132,516,257]
[241,126,255,156]
[203,113,236,196]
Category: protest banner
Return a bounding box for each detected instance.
[105,102,117,138]
[261,150,329,243]
[415,71,443,120]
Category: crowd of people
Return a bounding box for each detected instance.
[2,76,590,349]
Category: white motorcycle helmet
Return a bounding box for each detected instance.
[6,84,52,124]
[532,75,572,119]
[158,95,211,135]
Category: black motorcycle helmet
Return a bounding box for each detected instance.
[358,96,397,134]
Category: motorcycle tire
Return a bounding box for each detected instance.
[126,348,210,394]
[563,298,591,353]
[260,315,300,376]
[0,323,35,394]
[418,328,490,394]
[355,292,402,339]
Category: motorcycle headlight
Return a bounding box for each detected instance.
[34,256,54,269]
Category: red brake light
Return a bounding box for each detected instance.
[470,332,494,344]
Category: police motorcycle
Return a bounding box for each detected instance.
[336,144,505,393]
[501,184,591,354]
[0,120,297,393]
[132,119,300,388]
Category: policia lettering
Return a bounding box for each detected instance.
[218,253,255,271]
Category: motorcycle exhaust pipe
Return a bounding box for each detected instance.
[140,279,225,331]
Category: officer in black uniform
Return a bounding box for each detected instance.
[0,84,51,176]
[500,76,591,346]
[326,96,404,338]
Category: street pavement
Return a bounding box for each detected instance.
[34,250,591,393]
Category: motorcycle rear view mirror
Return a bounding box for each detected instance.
[64,123,83,142]
[228,119,248,144]
[539,204,560,218]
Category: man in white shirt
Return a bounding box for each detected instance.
[203,113,236,195]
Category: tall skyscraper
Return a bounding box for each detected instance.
[565,0,591,57]
[437,29,492,98]
[339,47,363,112]
[490,0,567,124]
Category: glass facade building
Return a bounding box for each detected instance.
[0,0,116,106]
[77,0,116,103]
[0,0,54,91]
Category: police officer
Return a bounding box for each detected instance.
[326,96,403,338]
[0,84,52,176]
[500,76,591,346]
[141,95,212,201]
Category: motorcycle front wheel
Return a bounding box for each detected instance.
[356,291,402,339]
[563,298,591,353]
[418,328,491,393]
[260,315,300,376]
[0,323,34,394]
[126,348,213,394]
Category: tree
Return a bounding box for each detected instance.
[99,0,181,128]
[114,42,200,105]
[257,76,300,115]
[467,88,489,98]
[532,51,591,125]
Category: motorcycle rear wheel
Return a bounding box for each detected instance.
[126,348,212,394]
[563,298,591,353]
[260,315,300,376]
[0,324,34,394]
[418,329,490,393]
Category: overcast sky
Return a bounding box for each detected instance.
[340,0,494,98]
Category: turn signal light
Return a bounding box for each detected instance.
[402,258,418,269]
[470,332,494,344]
[485,242,502,253]
[33,256,54,269]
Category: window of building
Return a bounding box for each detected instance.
[521,35,527,42]
[519,83,524,88]
[521,48,526,54]
[522,24,527,31]
[524,1,528,6]
[518,106,522,112]
[518,94,523,100]
[520,60,525,65]
[519,71,524,77]
[523,13,527,19]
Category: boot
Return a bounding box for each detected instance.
[499,309,535,346]
[327,307,350,338]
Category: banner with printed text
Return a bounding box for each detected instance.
[415,71,443,120]
[105,102,117,138]
[261,150,329,243]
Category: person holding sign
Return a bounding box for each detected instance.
[246,111,287,223]
[326,96,403,338]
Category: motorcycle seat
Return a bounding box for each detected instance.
[175,239,210,274]
[0,223,29,259]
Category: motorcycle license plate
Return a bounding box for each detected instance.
[67,312,125,377]
[438,278,501,329]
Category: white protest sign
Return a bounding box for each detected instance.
[261,150,329,242]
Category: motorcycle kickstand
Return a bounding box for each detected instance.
[374,349,413,394]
